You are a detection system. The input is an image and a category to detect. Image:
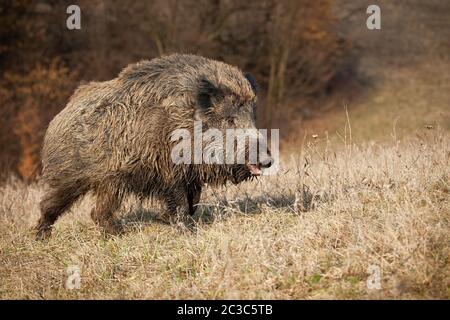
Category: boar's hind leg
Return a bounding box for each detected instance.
[36,184,87,240]
[90,186,124,236]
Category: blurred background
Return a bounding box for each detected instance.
[1,0,449,181]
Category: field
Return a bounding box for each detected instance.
[1,0,449,300]
[1,128,448,299]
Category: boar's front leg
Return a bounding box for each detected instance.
[187,186,202,216]
[161,188,194,227]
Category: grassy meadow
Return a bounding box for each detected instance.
[1,128,448,299]
[1,0,449,300]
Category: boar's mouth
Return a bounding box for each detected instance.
[246,163,262,176]
[229,163,262,184]
[229,164,252,184]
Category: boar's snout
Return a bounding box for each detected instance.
[259,155,273,169]
[246,146,273,176]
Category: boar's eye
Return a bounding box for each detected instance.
[227,117,236,126]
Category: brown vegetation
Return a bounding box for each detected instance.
[1,59,78,180]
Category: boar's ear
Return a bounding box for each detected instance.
[197,78,223,112]
[244,72,258,95]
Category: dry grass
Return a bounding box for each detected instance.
[1,129,448,299]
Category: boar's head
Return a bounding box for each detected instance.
[195,72,273,184]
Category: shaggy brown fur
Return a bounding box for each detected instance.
[35,54,272,239]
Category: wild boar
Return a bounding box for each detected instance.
[35,54,273,239]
